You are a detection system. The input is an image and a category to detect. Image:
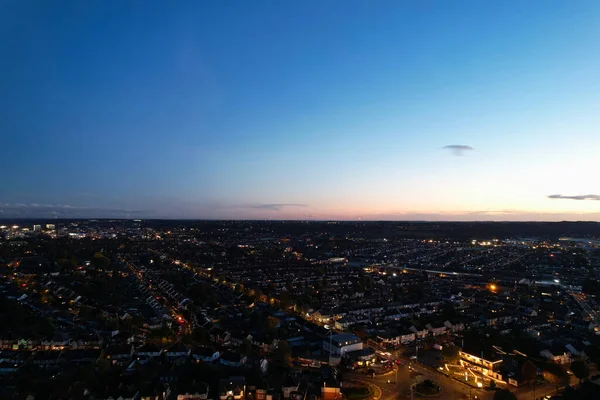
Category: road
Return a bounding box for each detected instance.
[345,355,581,400]
[345,362,492,400]
[511,375,578,400]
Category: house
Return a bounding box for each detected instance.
[138,382,170,400]
[334,317,352,330]
[281,376,299,399]
[110,330,136,345]
[220,351,247,367]
[136,343,163,358]
[166,343,190,360]
[346,348,377,368]
[409,325,428,339]
[301,322,330,338]
[399,331,416,345]
[0,338,35,350]
[219,376,246,400]
[376,332,401,348]
[68,334,102,349]
[62,349,100,364]
[311,309,334,324]
[0,350,30,366]
[540,348,572,364]
[40,336,69,351]
[211,328,232,345]
[94,388,138,400]
[565,344,586,358]
[192,347,220,363]
[265,389,281,400]
[105,345,134,365]
[458,349,504,381]
[250,333,277,353]
[176,381,210,400]
[0,362,18,375]
[425,323,447,337]
[443,320,465,333]
[31,350,63,369]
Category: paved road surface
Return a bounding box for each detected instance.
[345,363,492,400]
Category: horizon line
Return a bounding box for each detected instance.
[1,218,600,223]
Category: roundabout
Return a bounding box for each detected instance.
[413,380,444,397]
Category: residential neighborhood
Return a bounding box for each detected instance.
[2,221,600,399]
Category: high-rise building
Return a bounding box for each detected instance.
[33,225,41,231]
[46,224,56,230]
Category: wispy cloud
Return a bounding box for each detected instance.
[241,203,308,211]
[467,209,520,215]
[371,209,600,222]
[443,145,474,156]
[548,194,600,201]
[0,203,151,218]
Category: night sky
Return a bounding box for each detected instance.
[2,1,600,220]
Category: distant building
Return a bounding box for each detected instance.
[46,224,56,230]
[33,225,41,231]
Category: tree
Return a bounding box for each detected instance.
[273,340,291,366]
[570,360,589,383]
[91,252,110,270]
[521,360,537,383]
[192,327,208,345]
[265,316,280,331]
[440,302,459,321]
[562,385,578,400]
[278,291,292,311]
[584,345,600,369]
[521,360,538,400]
[442,344,460,363]
[57,257,78,271]
[493,389,517,400]
[241,338,253,356]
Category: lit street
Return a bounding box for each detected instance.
[345,361,492,400]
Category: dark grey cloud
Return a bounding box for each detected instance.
[244,203,308,211]
[548,194,600,201]
[443,145,474,156]
[0,203,151,218]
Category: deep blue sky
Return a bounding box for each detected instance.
[2,1,600,220]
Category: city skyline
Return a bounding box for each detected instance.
[2,1,600,220]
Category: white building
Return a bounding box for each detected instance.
[323,334,363,357]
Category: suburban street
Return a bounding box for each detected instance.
[345,357,492,400]
[343,347,582,400]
